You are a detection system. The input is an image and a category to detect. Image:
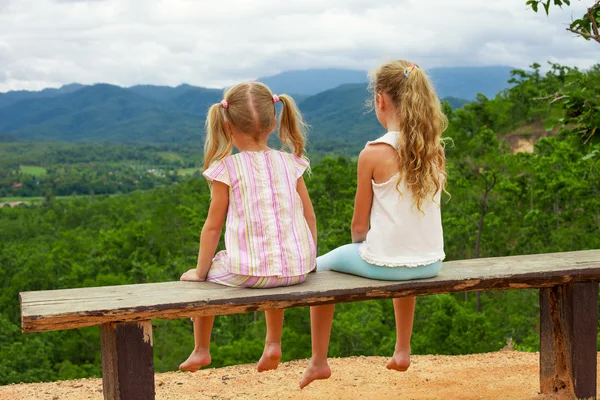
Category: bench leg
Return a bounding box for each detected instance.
[540,283,598,399]
[100,321,155,400]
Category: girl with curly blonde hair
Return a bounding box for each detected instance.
[301,60,448,388]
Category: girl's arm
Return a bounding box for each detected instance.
[297,176,317,246]
[181,181,229,281]
[351,148,375,243]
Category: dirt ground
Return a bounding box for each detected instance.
[1,351,595,400]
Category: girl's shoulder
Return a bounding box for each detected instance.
[267,149,309,165]
[271,150,310,178]
[366,131,400,149]
[360,139,398,162]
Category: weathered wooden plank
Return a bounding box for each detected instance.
[539,283,598,399]
[100,321,155,400]
[20,250,600,332]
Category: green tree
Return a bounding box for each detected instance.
[526,0,600,43]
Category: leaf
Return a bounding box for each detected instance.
[582,151,599,161]
[531,1,539,12]
[570,19,585,30]
[564,0,570,5]
[543,1,550,15]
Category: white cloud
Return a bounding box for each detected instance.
[0,0,597,92]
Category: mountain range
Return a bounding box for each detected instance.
[259,66,516,99]
[0,66,517,145]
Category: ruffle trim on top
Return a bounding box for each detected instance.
[372,172,399,188]
[358,243,444,268]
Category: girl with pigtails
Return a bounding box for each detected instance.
[180,82,317,373]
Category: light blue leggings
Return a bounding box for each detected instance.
[317,243,442,281]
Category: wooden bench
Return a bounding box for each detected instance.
[20,250,600,400]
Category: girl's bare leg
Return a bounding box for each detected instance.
[386,296,416,371]
[257,309,285,372]
[179,316,215,372]
[299,304,335,388]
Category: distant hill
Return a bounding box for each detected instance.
[301,83,380,154]
[258,69,369,96]
[259,66,515,99]
[127,84,223,107]
[1,65,498,145]
[443,96,471,110]
[302,84,472,155]
[128,84,199,102]
[0,83,85,109]
[428,66,515,100]
[0,84,203,142]
[0,81,469,147]
[170,87,223,115]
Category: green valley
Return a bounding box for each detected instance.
[0,62,599,385]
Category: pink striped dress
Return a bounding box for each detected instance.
[202,150,316,288]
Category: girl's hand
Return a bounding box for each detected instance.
[180,269,206,282]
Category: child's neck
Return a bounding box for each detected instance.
[238,144,270,152]
[382,116,400,132]
[234,135,270,153]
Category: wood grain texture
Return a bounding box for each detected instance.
[100,321,155,400]
[539,283,598,399]
[21,250,600,333]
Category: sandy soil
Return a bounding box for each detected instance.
[1,351,594,400]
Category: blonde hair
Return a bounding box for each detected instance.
[203,82,308,170]
[369,60,448,212]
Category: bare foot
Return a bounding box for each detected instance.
[179,348,211,372]
[257,342,282,372]
[386,349,411,372]
[299,359,331,389]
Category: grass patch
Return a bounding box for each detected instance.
[0,196,45,202]
[157,152,184,162]
[0,195,118,204]
[20,165,48,176]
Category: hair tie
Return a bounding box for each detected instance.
[221,100,228,109]
[404,65,418,78]
[272,94,280,104]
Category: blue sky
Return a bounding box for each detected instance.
[0,0,597,92]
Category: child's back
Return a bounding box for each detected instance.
[359,131,444,268]
[204,150,315,278]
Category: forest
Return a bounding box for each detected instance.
[0,61,599,385]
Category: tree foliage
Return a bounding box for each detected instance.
[0,62,599,385]
[527,0,600,43]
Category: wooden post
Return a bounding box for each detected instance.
[540,283,598,399]
[100,321,155,400]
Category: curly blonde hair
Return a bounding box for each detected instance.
[369,60,448,212]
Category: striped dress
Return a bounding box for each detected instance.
[202,150,316,288]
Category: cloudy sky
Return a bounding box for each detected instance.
[0,0,597,92]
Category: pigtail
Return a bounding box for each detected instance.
[278,94,308,158]
[203,103,232,170]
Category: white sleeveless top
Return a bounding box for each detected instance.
[358,131,445,267]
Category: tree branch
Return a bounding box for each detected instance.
[567,0,600,44]
[456,208,478,225]
[567,27,600,43]
[534,93,566,104]
[589,0,600,37]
